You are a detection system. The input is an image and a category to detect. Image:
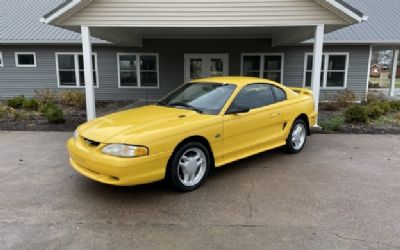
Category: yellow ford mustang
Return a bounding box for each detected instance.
[67,76,317,191]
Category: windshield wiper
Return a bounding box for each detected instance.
[168,102,203,114]
[156,100,167,106]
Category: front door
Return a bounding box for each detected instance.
[184,54,229,82]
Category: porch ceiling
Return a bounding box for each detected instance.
[85,25,342,46]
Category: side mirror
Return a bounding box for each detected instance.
[226,106,250,115]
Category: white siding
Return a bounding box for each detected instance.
[61,0,348,26]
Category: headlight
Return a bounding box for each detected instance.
[73,130,79,140]
[102,144,149,158]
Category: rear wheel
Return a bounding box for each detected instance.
[285,119,307,154]
[166,142,211,192]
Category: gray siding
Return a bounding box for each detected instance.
[0,39,370,101]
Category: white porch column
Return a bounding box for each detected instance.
[81,25,96,121]
[389,48,399,97]
[311,24,325,116]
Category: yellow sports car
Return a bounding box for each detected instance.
[67,77,317,191]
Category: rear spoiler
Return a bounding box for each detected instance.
[289,87,313,96]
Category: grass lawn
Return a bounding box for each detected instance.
[370,77,400,88]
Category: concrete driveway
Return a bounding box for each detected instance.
[0,132,399,250]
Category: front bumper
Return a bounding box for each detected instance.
[67,138,172,186]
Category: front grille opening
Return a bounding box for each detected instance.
[83,137,100,147]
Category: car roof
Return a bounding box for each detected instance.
[190,76,279,87]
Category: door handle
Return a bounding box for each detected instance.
[270,113,280,118]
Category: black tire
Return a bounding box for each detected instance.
[165,142,211,192]
[285,119,308,154]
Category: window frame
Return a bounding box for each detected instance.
[55,52,99,88]
[117,53,160,89]
[15,52,37,67]
[303,52,349,89]
[0,52,3,67]
[240,53,285,83]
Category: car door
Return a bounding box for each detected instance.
[222,83,286,162]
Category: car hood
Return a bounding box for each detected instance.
[77,105,198,143]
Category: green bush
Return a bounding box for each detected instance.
[390,100,400,111]
[45,106,65,124]
[60,90,85,109]
[21,98,39,111]
[377,101,392,113]
[7,96,26,109]
[366,104,385,120]
[0,103,9,118]
[320,115,345,132]
[39,102,57,114]
[344,105,369,123]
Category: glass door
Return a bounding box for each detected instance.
[185,54,229,82]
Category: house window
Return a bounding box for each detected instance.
[56,53,98,87]
[241,53,284,82]
[0,52,3,67]
[15,52,36,67]
[304,53,349,88]
[118,53,159,88]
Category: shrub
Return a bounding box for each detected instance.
[7,96,26,109]
[365,104,385,120]
[325,90,357,110]
[344,105,369,123]
[45,106,65,124]
[39,102,57,114]
[336,90,357,106]
[34,89,58,105]
[365,91,385,104]
[60,90,85,109]
[10,109,35,121]
[395,113,400,124]
[319,115,345,132]
[390,100,400,111]
[21,98,39,111]
[377,100,392,113]
[0,103,9,118]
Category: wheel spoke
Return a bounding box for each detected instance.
[183,172,190,183]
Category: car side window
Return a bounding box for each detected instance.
[271,85,287,102]
[229,83,275,111]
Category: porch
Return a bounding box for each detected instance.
[41,0,365,121]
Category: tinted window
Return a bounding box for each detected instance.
[229,84,274,111]
[272,86,286,102]
[159,82,236,115]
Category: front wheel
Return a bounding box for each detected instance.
[166,142,211,192]
[285,119,308,154]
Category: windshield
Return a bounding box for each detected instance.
[158,82,236,115]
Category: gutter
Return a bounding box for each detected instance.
[40,0,82,24]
